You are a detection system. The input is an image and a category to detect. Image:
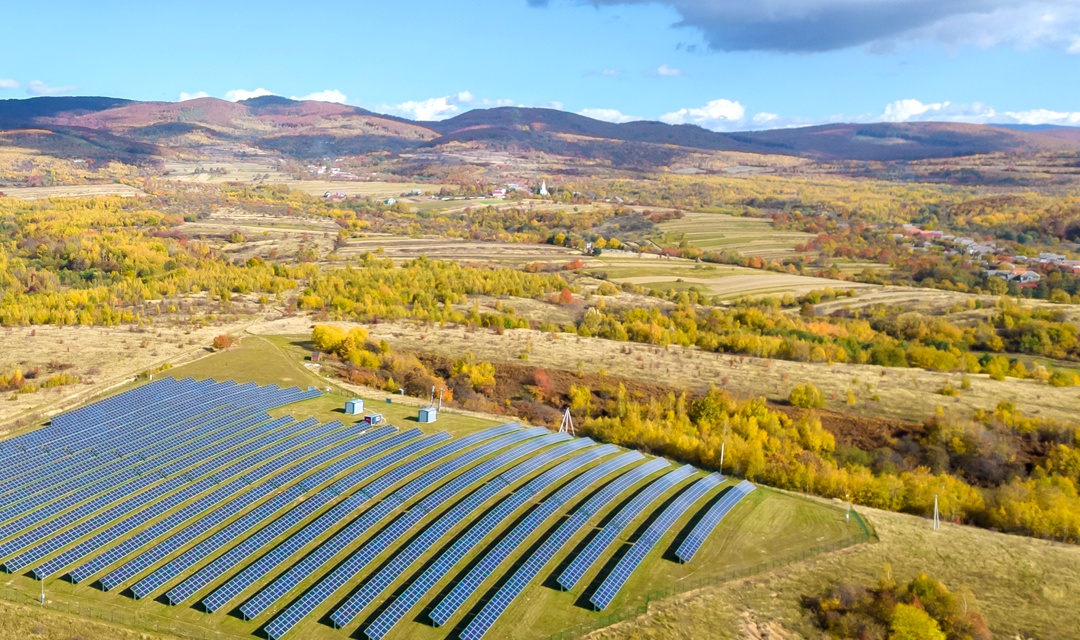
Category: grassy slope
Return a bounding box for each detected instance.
[590,499,1080,640]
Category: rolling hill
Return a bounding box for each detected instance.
[1,95,1078,163]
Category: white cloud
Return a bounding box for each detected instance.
[752,112,780,125]
[26,80,77,96]
[1069,36,1080,53]
[178,91,210,102]
[579,108,641,123]
[660,98,747,130]
[1002,108,1080,125]
[291,89,348,103]
[224,87,274,102]
[385,97,461,121]
[0,79,20,90]
[655,64,682,77]
[878,98,1003,123]
[379,91,516,120]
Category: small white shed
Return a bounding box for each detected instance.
[345,399,364,415]
[418,407,437,423]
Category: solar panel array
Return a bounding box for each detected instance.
[674,480,756,563]
[427,450,645,627]
[0,378,760,640]
[246,425,534,628]
[589,473,726,611]
[200,430,443,614]
[363,439,608,640]
[557,464,698,591]
[459,457,673,640]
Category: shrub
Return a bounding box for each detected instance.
[211,334,237,350]
[789,382,825,409]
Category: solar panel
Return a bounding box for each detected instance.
[363,441,612,640]
[67,422,393,585]
[589,473,724,611]
[427,450,644,628]
[674,480,755,563]
[162,427,401,605]
[245,426,533,629]
[308,432,565,630]
[10,414,326,574]
[557,464,697,591]
[200,430,449,614]
[92,418,380,591]
[0,413,300,568]
[264,430,557,638]
[443,457,671,640]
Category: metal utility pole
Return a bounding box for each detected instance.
[720,442,725,471]
[933,494,941,530]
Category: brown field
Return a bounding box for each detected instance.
[250,319,1080,425]
[284,180,452,198]
[161,160,292,184]
[0,599,169,640]
[0,184,147,200]
[0,320,257,437]
[336,234,582,265]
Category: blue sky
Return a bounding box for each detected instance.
[1,0,1078,129]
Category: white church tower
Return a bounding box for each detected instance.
[539,180,548,196]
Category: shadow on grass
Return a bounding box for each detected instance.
[661,485,732,563]
[572,485,691,611]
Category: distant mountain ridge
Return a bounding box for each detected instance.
[2,95,1079,163]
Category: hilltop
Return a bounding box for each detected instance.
[2,95,1079,164]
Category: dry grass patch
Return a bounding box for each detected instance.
[249,319,1080,425]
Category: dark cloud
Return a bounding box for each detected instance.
[535,0,1080,53]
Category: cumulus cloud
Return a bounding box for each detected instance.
[291,89,348,103]
[1004,108,1080,125]
[0,79,20,90]
[378,91,514,121]
[873,98,1080,126]
[655,64,682,76]
[660,98,747,130]
[224,87,274,102]
[579,108,641,123]
[26,80,77,96]
[178,91,210,102]
[570,0,1080,53]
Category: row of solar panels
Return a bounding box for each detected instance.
[0,381,755,640]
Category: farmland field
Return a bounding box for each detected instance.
[0,184,146,199]
[653,211,817,260]
[590,252,876,299]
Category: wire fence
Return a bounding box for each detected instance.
[0,583,244,640]
[542,509,874,640]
